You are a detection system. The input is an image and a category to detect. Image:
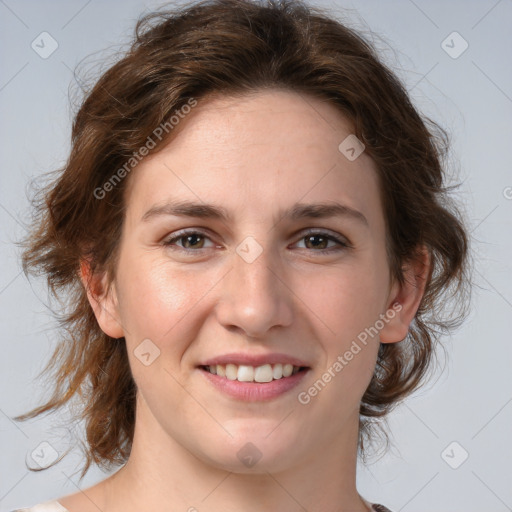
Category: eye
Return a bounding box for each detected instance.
[162,230,216,251]
[162,228,350,255]
[292,230,350,254]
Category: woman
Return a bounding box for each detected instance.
[11,0,471,511]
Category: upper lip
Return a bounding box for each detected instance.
[199,352,311,368]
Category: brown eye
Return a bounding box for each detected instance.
[304,234,330,250]
[163,230,214,250]
[294,230,350,254]
[179,233,205,249]
[162,229,350,255]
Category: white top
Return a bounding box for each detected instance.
[11,500,69,512]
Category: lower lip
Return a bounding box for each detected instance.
[198,367,310,401]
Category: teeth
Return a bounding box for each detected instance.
[237,365,254,382]
[273,364,283,379]
[283,363,293,377]
[254,364,273,382]
[226,364,238,380]
[205,363,303,382]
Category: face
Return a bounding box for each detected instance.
[94,89,408,474]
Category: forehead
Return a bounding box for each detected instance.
[124,89,383,229]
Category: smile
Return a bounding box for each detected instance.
[200,363,307,383]
[198,363,310,401]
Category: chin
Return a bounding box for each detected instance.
[195,433,300,474]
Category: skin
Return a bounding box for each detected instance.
[63,89,429,512]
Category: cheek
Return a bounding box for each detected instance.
[114,255,215,397]
[301,260,385,341]
[299,277,381,424]
[115,253,209,347]
[298,259,385,391]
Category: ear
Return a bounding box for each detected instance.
[79,258,124,339]
[379,245,431,344]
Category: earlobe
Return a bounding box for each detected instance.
[79,258,124,339]
[379,246,431,344]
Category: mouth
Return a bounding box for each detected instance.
[197,362,311,401]
[198,363,310,383]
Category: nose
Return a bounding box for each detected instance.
[215,241,294,339]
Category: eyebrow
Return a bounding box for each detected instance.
[141,199,368,227]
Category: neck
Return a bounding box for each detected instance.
[99,393,371,512]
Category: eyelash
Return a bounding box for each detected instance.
[162,229,351,255]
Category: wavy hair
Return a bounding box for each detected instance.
[13,0,472,479]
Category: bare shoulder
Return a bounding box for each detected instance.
[56,484,106,512]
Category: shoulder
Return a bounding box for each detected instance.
[10,500,69,512]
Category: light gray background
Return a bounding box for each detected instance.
[1,1,511,511]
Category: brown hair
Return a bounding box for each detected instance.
[14,0,471,479]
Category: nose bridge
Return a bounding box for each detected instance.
[216,237,293,337]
